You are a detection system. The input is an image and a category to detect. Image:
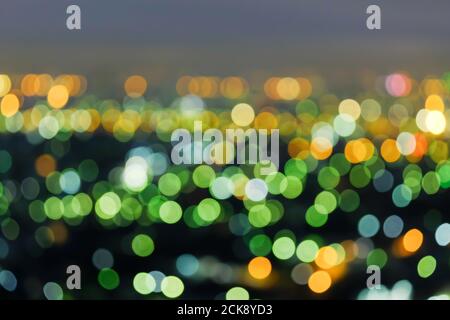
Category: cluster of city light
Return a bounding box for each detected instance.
[1,71,450,300]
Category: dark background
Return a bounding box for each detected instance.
[0,0,450,78]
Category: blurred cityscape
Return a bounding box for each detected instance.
[0,1,449,300]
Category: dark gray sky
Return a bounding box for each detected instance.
[0,0,449,79]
